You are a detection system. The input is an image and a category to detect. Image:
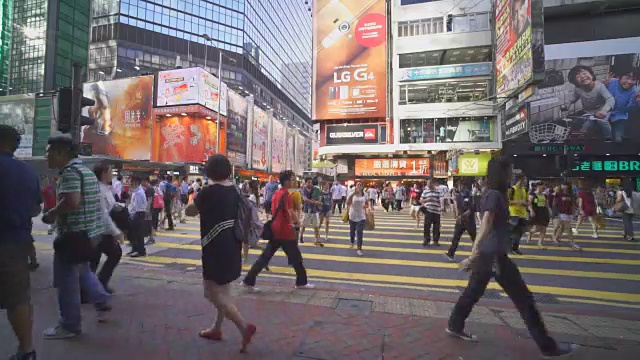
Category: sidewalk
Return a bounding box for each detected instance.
[1,248,639,360]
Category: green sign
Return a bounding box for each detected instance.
[457,153,492,176]
[572,160,640,172]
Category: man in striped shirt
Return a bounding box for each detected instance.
[421,179,442,246]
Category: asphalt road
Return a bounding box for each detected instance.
[32,207,640,310]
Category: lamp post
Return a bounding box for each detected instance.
[201,34,224,154]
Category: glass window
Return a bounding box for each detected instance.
[450,12,491,33]
[400,117,495,144]
[399,80,489,105]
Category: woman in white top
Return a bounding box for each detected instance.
[91,162,124,293]
[617,179,636,241]
[347,182,369,256]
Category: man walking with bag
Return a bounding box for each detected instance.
[41,134,111,339]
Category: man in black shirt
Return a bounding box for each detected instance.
[445,180,476,261]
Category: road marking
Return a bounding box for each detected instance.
[555,297,640,309]
[134,255,640,303]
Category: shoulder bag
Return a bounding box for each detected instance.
[261,193,286,241]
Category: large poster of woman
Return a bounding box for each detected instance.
[82,76,154,159]
[526,53,640,144]
[150,116,219,162]
[296,134,306,176]
[226,90,248,166]
[285,128,296,171]
[251,106,268,170]
[271,118,286,173]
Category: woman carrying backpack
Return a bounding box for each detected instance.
[192,155,256,352]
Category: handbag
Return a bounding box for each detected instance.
[110,204,130,233]
[614,192,630,213]
[262,194,286,241]
[364,210,375,231]
[53,164,97,264]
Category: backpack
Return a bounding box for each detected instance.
[153,188,165,209]
[234,188,260,244]
[166,183,178,195]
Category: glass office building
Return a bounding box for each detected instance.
[90,0,312,128]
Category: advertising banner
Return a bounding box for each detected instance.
[399,63,492,82]
[151,116,220,162]
[296,134,306,175]
[569,156,640,175]
[502,103,529,141]
[521,53,640,145]
[82,76,154,160]
[325,123,379,145]
[355,158,429,177]
[495,0,545,98]
[251,106,269,170]
[457,153,492,176]
[226,90,248,166]
[156,67,227,115]
[312,0,387,120]
[312,122,320,160]
[271,118,287,173]
[402,117,495,144]
[0,94,34,158]
[285,128,295,171]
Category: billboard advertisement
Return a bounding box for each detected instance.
[325,123,379,145]
[251,106,268,170]
[523,53,640,145]
[495,0,545,98]
[296,134,306,175]
[156,67,227,115]
[312,0,387,120]
[82,76,154,160]
[150,116,221,163]
[457,153,492,176]
[226,90,248,166]
[502,103,529,141]
[271,118,286,173]
[286,127,295,171]
[355,158,430,177]
[0,94,34,158]
[399,63,492,82]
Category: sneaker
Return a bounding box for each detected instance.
[145,237,156,245]
[570,243,582,251]
[129,252,146,258]
[511,249,524,255]
[541,343,578,359]
[445,328,477,342]
[295,283,315,290]
[199,328,223,341]
[444,253,455,262]
[241,282,259,293]
[571,228,578,235]
[356,249,363,256]
[9,350,36,360]
[592,233,599,239]
[43,325,80,339]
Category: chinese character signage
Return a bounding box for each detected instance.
[570,158,640,173]
[399,63,492,82]
[82,76,154,160]
[156,67,227,116]
[312,0,387,120]
[355,158,429,177]
[150,115,224,163]
[495,0,545,98]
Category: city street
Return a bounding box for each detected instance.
[31,208,640,310]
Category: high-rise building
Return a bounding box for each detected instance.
[89,0,313,131]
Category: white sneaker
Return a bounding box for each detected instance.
[592,233,599,239]
[43,325,80,339]
[241,282,259,293]
[572,228,578,235]
[356,250,363,256]
[295,283,315,289]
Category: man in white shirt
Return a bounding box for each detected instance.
[331,181,345,215]
[127,176,148,258]
[367,186,378,209]
[111,175,123,202]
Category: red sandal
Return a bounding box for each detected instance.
[199,328,223,341]
[240,324,257,353]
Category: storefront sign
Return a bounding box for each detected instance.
[312,0,387,120]
[399,63,492,81]
[355,158,429,177]
[457,153,491,176]
[529,144,588,153]
[571,159,640,173]
[326,124,379,145]
[502,103,529,141]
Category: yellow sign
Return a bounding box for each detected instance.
[461,158,479,174]
[458,153,491,176]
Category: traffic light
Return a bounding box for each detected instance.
[77,89,95,127]
[56,87,95,136]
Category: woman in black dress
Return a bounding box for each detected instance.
[528,182,551,248]
[192,155,256,352]
[446,156,576,358]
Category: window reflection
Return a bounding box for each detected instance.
[400,117,495,144]
[399,80,489,105]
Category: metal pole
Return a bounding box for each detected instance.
[204,40,208,68]
[71,62,83,145]
[216,50,222,154]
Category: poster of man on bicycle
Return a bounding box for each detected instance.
[526,52,640,144]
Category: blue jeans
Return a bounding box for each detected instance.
[349,220,366,248]
[53,251,110,332]
[611,120,627,142]
[581,118,612,139]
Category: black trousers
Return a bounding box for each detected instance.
[381,199,390,211]
[423,211,441,245]
[447,221,477,257]
[151,207,162,230]
[448,254,557,353]
[164,196,174,229]
[394,199,402,211]
[244,240,308,286]
[90,234,122,286]
[332,199,343,214]
[510,217,527,251]
[129,212,147,255]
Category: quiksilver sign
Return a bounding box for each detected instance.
[329,132,364,138]
[325,124,379,145]
[502,103,529,141]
